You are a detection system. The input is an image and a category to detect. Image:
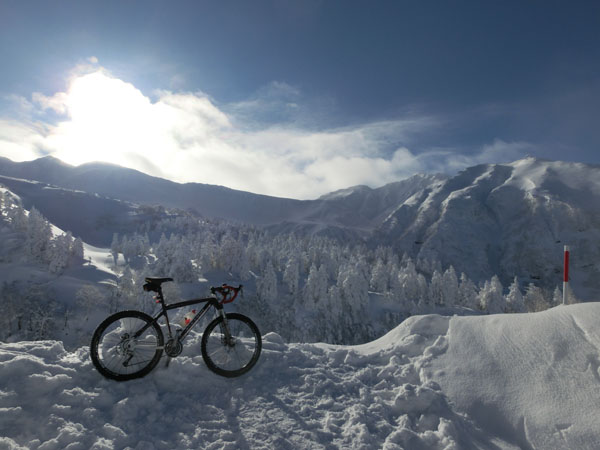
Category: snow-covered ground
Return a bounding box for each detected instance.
[2,303,599,449]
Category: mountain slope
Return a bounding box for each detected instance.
[376,158,600,295]
[0,156,306,225]
[1,303,599,449]
[0,155,445,237]
[2,156,600,297]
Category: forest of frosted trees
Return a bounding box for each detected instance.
[0,191,85,341]
[0,191,568,345]
[109,211,566,344]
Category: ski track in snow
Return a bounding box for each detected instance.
[3,304,600,449]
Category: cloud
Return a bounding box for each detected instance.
[0,119,50,162]
[0,68,534,199]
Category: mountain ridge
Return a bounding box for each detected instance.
[1,155,599,297]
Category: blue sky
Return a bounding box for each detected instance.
[0,0,599,199]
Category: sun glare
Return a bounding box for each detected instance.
[48,71,165,168]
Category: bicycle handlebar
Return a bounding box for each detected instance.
[211,284,243,304]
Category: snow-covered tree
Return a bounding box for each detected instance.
[48,232,72,274]
[478,275,505,314]
[283,256,300,296]
[429,270,444,307]
[369,257,388,293]
[110,233,120,265]
[169,237,196,282]
[71,237,84,261]
[340,263,369,322]
[25,207,52,263]
[398,259,420,306]
[5,198,27,231]
[524,284,549,312]
[219,231,245,274]
[505,277,525,313]
[441,266,458,308]
[76,284,104,318]
[257,260,278,302]
[457,273,478,309]
[304,263,328,309]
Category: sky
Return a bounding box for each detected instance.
[0,0,599,199]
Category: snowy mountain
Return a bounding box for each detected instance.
[0,155,444,235]
[2,303,599,449]
[1,156,599,297]
[0,156,306,226]
[3,157,600,449]
[375,158,600,297]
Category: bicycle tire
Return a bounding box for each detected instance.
[90,310,164,381]
[201,313,261,377]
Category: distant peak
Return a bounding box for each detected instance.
[319,185,372,200]
[33,155,74,167]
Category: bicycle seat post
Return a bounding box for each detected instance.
[155,286,165,305]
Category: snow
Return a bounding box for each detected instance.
[3,156,600,299]
[426,303,600,449]
[2,304,600,449]
[83,243,119,276]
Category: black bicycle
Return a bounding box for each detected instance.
[90,277,262,381]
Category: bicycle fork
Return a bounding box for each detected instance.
[218,309,235,346]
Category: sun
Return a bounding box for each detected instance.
[48,71,159,167]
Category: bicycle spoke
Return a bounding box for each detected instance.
[91,311,163,380]
[201,314,261,377]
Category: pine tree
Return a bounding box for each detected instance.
[398,259,420,306]
[304,263,328,309]
[524,283,549,312]
[283,256,300,296]
[48,232,72,274]
[71,236,84,261]
[340,263,369,322]
[547,286,560,307]
[258,260,278,302]
[169,237,196,282]
[442,266,458,308]
[478,276,505,314]
[505,277,525,313]
[25,207,52,263]
[429,270,444,307]
[458,273,479,309]
[110,233,120,265]
[369,257,388,293]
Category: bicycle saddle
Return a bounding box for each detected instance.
[144,277,173,285]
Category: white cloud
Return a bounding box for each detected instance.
[0,68,533,199]
[0,119,49,162]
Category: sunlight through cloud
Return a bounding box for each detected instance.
[1,66,532,199]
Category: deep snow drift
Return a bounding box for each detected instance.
[2,303,599,449]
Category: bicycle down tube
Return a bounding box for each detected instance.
[133,296,222,342]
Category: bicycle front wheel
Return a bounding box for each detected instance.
[90,310,164,381]
[201,313,261,377]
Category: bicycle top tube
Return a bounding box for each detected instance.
[163,297,219,311]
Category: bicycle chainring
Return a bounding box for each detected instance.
[165,338,183,357]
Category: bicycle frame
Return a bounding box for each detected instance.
[134,288,226,343]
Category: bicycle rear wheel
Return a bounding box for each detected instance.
[90,310,164,381]
[201,313,261,377]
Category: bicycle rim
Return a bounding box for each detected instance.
[201,313,261,377]
[91,311,163,381]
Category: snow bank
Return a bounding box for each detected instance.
[426,303,600,449]
[1,304,599,449]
